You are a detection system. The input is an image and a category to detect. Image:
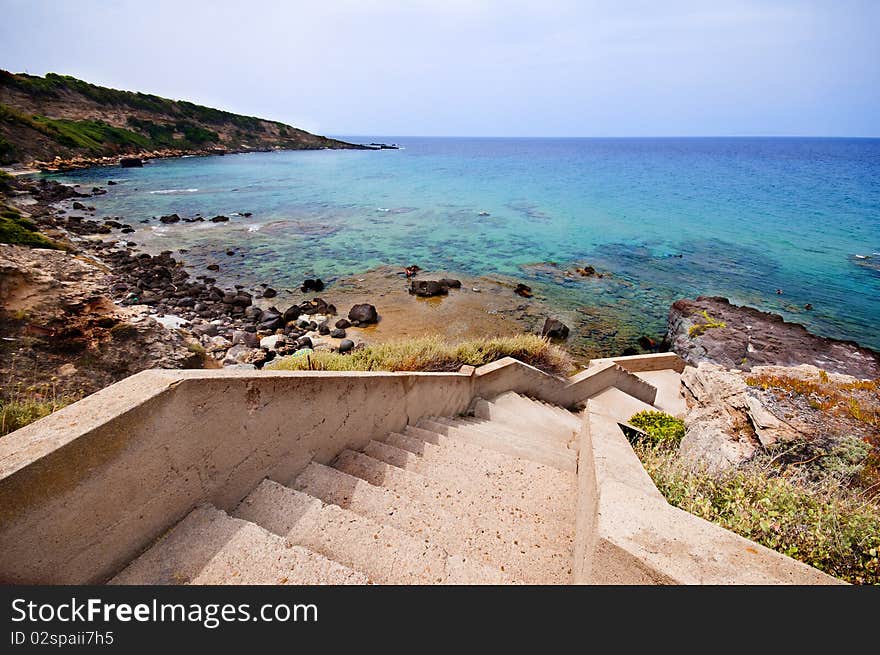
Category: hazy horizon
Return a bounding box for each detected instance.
[3,0,879,138]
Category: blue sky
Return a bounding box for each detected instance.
[2,0,878,137]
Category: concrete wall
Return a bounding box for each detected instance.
[589,352,687,373]
[0,358,650,584]
[573,401,843,585]
[0,369,473,584]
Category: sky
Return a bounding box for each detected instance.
[2,0,879,137]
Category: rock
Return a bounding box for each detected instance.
[282,305,301,323]
[338,338,355,353]
[409,280,449,297]
[300,278,325,292]
[330,328,346,339]
[575,265,596,276]
[260,310,284,331]
[207,335,232,352]
[207,264,220,271]
[438,278,462,289]
[232,330,260,348]
[318,321,330,335]
[678,362,804,469]
[119,157,143,168]
[541,318,570,340]
[667,296,880,377]
[244,306,263,321]
[72,201,87,210]
[296,336,313,350]
[335,318,351,329]
[299,297,331,315]
[260,334,286,350]
[107,180,118,185]
[348,303,378,324]
[263,287,277,298]
[210,215,229,223]
[514,283,533,298]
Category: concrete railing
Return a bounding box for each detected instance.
[588,352,687,373]
[0,358,655,584]
[573,401,843,585]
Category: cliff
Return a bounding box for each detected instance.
[0,70,363,166]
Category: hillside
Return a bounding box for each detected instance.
[0,70,362,167]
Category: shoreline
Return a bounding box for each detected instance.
[3,174,878,405]
[1,141,367,175]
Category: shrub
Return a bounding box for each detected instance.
[267,334,573,376]
[629,410,686,444]
[688,310,726,338]
[0,204,60,248]
[634,441,880,584]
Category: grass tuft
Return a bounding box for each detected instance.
[266,334,573,376]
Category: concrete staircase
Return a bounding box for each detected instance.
[112,391,588,585]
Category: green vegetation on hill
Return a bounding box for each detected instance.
[0,203,60,249]
[0,69,358,164]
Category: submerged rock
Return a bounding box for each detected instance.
[541,318,570,340]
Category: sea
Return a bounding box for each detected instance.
[45,137,880,353]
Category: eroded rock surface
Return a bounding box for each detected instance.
[668,296,880,378]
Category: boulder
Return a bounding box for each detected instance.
[282,305,302,323]
[262,287,277,299]
[232,330,260,348]
[210,215,230,223]
[410,280,449,297]
[438,278,462,289]
[348,303,378,324]
[260,334,286,350]
[338,338,355,353]
[514,283,533,298]
[541,318,570,340]
[335,318,351,329]
[330,328,346,339]
[159,214,181,224]
[119,157,143,168]
[300,278,325,292]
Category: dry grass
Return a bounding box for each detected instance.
[1,388,73,437]
[746,372,880,428]
[634,436,880,584]
[266,334,573,376]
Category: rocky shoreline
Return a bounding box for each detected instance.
[2,175,572,399]
[668,295,880,378]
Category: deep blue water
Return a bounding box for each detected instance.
[49,137,880,352]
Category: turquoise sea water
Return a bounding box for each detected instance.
[48,137,880,352]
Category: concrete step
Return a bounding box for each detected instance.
[588,386,658,423]
[489,391,582,435]
[375,433,576,523]
[414,418,577,471]
[292,461,571,583]
[471,397,576,445]
[110,504,368,585]
[532,399,584,432]
[431,415,578,452]
[234,479,512,584]
[332,449,574,553]
[633,369,687,417]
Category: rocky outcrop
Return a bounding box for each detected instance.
[668,296,880,378]
[0,243,203,399]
